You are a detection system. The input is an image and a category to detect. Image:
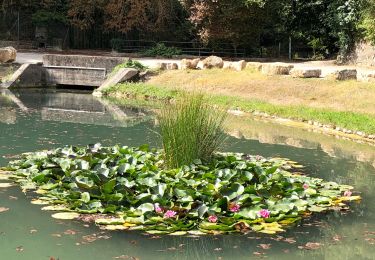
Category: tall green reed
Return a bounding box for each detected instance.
[158,93,227,168]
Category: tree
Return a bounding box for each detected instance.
[183,0,267,52]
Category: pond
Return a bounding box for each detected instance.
[0,89,374,260]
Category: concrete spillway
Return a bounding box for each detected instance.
[1,54,136,89]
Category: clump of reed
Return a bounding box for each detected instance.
[158,93,227,168]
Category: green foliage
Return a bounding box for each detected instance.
[307,38,327,59]
[111,60,148,76]
[110,38,125,52]
[159,94,227,168]
[6,144,360,234]
[31,10,67,26]
[143,43,182,58]
[360,0,375,45]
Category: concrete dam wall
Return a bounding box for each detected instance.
[1,54,132,88]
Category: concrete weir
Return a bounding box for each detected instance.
[1,54,138,89]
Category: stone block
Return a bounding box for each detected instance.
[261,63,294,75]
[290,68,321,78]
[202,56,224,69]
[0,46,16,63]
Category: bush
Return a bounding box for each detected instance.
[158,94,227,168]
[111,60,148,76]
[143,43,182,58]
[110,38,125,52]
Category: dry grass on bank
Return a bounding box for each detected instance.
[148,68,375,116]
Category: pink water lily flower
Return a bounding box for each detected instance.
[208,215,218,223]
[258,209,271,218]
[229,203,241,213]
[164,210,177,219]
[154,203,163,213]
[303,183,309,190]
[344,190,353,197]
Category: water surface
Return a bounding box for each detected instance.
[0,89,374,260]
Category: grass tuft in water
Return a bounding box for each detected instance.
[158,93,227,168]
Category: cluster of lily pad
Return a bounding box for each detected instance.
[3,144,360,235]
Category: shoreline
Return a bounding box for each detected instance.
[104,90,375,146]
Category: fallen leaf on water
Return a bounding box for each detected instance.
[63,229,77,235]
[284,237,296,244]
[8,196,17,200]
[51,233,62,238]
[298,242,322,250]
[0,207,9,213]
[113,255,139,260]
[332,235,343,242]
[258,244,271,250]
[29,229,37,234]
[253,251,265,256]
[80,232,111,244]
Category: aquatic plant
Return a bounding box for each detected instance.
[1,144,361,235]
[158,94,227,168]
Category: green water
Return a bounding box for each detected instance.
[0,89,374,260]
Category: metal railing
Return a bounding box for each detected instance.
[115,40,246,57]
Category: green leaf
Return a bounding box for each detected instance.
[75,176,94,189]
[81,192,90,203]
[102,179,116,194]
[137,203,155,214]
[198,204,208,219]
[220,183,244,200]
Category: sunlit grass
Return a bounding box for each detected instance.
[104,82,375,134]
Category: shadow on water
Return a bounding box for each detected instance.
[0,89,374,260]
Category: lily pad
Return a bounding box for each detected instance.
[41,205,71,211]
[100,225,129,231]
[0,183,14,188]
[31,199,50,205]
[4,144,362,235]
[95,218,125,225]
[51,212,80,220]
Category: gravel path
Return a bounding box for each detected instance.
[16,51,375,79]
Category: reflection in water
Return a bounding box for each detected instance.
[0,88,152,128]
[0,89,374,260]
[226,116,375,169]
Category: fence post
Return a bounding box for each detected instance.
[17,11,20,47]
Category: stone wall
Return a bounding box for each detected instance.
[351,41,375,67]
[43,54,128,72]
[2,63,45,88]
[44,66,106,87]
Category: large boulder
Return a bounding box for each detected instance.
[223,60,246,71]
[180,58,200,70]
[290,68,322,78]
[358,71,375,82]
[202,56,224,69]
[326,69,357,81]
[0,47,17,63]
[156,62,178,70]
[246,62,263,71]
[261,63,294,75]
